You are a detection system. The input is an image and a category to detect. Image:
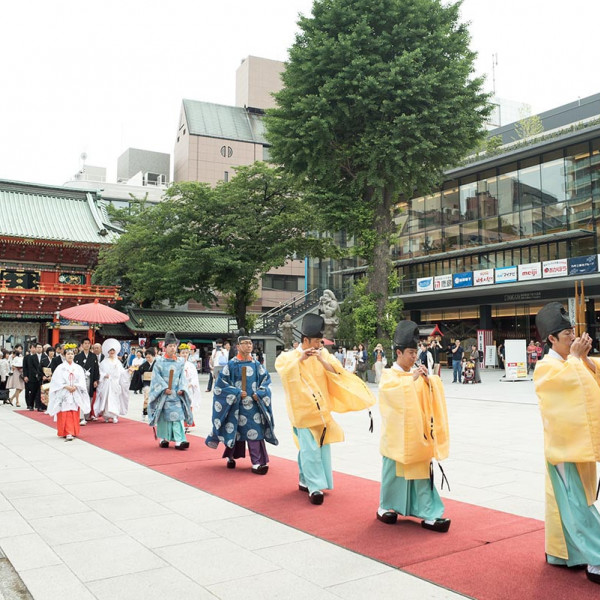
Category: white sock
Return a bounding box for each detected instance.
[378,507,395,516]
[588,565,600,575]
[423,519,436,525]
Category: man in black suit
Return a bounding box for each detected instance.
[74,338,100,423]
[49,344,65,373]
[23,342,50,411]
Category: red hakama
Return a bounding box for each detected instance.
[56,409,81,437]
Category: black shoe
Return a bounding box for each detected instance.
[159,440,169,448]
[376,510,398,525]
[175,441,190,450]
[36,408,45,412]
[226,458,236,469]
[142,408,147,416]
[252,465,269,475]
[587,568,600,584]
[298,483,309,493]
[421,518,451,533]
[309,491,324,505]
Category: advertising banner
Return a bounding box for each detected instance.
[434,274,453,290]
[474,269,494,286]
[568,254,597,275]
[504,339,528,381]
[495,266,517,283]
[542,258,568,278]
[518,262,542,281]
[453,272,473,288]
[416,277,434,292]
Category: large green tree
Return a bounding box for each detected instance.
[266,0,490,337]
[94,163,334,330]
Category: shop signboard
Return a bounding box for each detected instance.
[434,274,453,290]
[542,258,568,278]
[453,272,473,288]
[474,269,494,286]
[416,277,434,292]
[504,339,528,381]
[568,255,597,275]
[495,266,517,284]
[518,262,542,281]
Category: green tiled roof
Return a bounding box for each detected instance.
[126,308,231,335]
[183,100,268,145]
[0,180,121,244]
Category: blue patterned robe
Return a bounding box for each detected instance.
[148,356,193,427]
[205,357,277,449]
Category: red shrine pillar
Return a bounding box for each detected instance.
[51,312,60,345]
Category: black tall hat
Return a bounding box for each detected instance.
[302,314,324,338]
[236,328,251,343]
[535,302,572,341]
[393,320,420,349]
[164,331,179,346]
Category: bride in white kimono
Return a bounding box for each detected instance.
[95,338,129,423]
[47,348,91,440]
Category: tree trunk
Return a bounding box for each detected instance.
[234,289,249,330]
[367,185,394,339]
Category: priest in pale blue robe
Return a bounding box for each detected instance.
[148,331,193,450]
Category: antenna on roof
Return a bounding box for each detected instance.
[491,53,498,96]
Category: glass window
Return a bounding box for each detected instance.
[441,182,459,225]
[520,209,533,237]
[591,138,600,199]
[478,169,499,218]
[481,217,500,244]
[409,196,425,233]
[424,229,443,254]
[459,175,477,221]
[532,207,544,235]
[499,212,520,242]
[443,225,460,252]
[570,236,596,258]
[518,157,542,209]
[408,233,426,257]
[461,221,480,246]
[497,163,519,215]
[541,151,566,205]
[424,192,442,229]
[565,142,591,202]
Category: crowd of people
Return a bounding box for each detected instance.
[2,301,600,587]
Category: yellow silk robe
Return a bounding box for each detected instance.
[534,355,600,559]
[379,366,450,479]
[275,348,376,445]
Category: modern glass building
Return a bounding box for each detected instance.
[308,98,600,343]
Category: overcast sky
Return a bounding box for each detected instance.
[1,0,598,186]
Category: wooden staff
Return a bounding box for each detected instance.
[168,369,174,392]
[575,280,586,337]
[241,366,247,395]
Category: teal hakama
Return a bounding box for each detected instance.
[294,427,333,494]
[546,462,600,567]
[379,457,444,520]
[148,356,193,443]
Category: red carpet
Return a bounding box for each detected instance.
[20,411,599,599]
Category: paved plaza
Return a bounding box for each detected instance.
[0,367,549,599]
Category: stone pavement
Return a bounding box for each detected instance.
[0,367,550,599]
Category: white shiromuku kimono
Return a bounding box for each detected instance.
[182,359,201,409]
[47,362,91,420]
[95,358,130,418]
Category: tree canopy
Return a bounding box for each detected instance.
[266,0,490,337]
[94,162,335,329]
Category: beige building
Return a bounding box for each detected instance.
[174,56,306,311]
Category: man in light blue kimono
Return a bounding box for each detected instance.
[206,334,277,474]
[148,331,193,450]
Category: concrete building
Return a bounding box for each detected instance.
[117,147,170,185]
[173,56,306,312]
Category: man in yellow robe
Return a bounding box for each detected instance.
[377,320,451,532]
[534,302,600,585]
[275,314,375,505]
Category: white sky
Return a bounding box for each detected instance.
[1,0,598,186]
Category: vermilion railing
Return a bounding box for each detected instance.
[0,280,120,298]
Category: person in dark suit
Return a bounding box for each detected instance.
[49,344,66,373]
[23,342,50,411]
[74,338,100,423]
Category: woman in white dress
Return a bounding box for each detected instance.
[47,348,91,441]
[95,339,130,423]
[179,345,201,430]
